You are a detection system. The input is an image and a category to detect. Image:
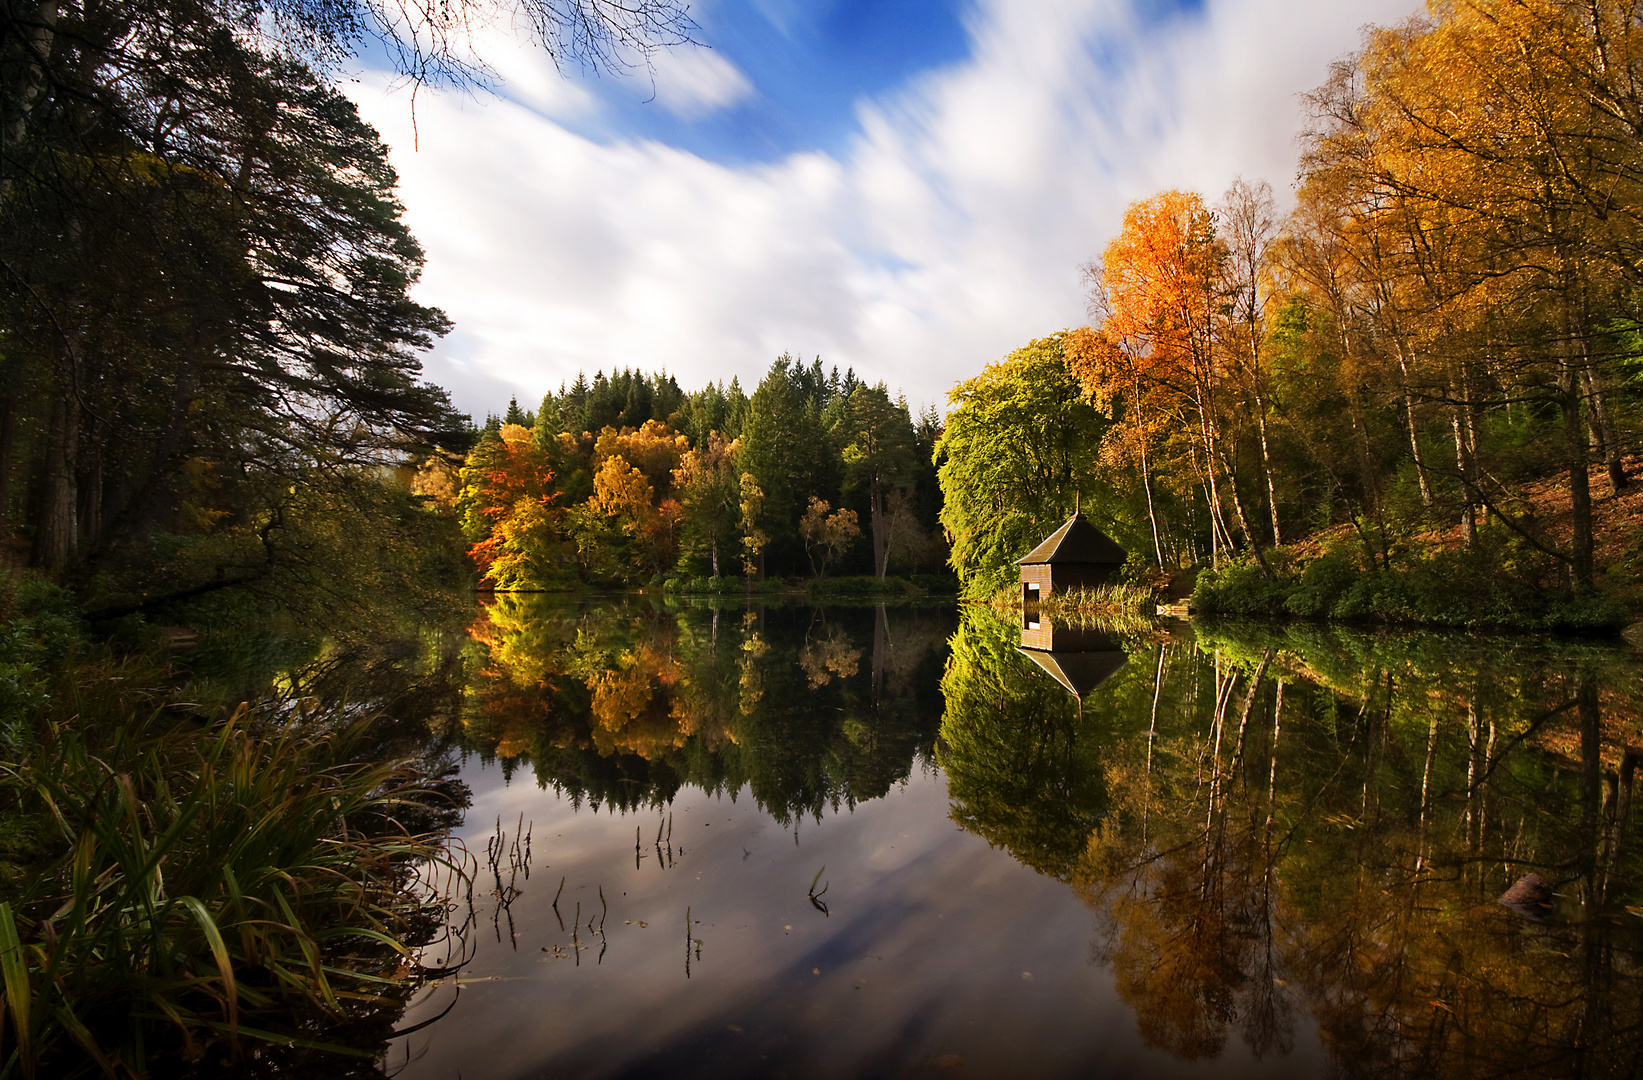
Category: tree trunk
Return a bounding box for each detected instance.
[0,394,16,537]
[0,2,59,200]
[1582,367,1628,493]
[1451,403,1476,547]
[1255,399,1281,545]
[1346,400,1388,569]
[1394,347,1432,506]
[1197,418,1233,567]
[1139,436,1164,566]
[1222,448,1273,578]
[871,483,889,580]
[78,445,101,555]
[35,395,78,571]
[1562,363,1595,594]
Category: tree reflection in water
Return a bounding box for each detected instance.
[942,607,1643,1077]
[459,594,953,825]
[459,597,1643,1076]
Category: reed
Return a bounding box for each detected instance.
[0,699,462,1078]
[1035,582,1155,619]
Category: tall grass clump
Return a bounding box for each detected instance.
[0,705,462,1078]
[0,574,467,1078]
[1036,582,1155,619]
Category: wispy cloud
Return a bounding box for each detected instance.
[640,43,756,119]
[351,0,1416,420]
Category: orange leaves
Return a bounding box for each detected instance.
[798,496,861,577]
[1096,190,1223,393]
[458,423,566,588]
[593,420,689,497]
[1063,326,1127,409]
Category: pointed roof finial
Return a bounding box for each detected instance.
[1074,490,1081,516]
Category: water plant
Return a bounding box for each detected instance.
[0,694,464,1078]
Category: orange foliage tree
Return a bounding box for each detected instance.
[458,423,568,589]
[1082,190,1272,572]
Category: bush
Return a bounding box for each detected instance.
[1284,550,1360,617]
[0,707,461,1076]
[1192,537,1628,633]
[910,573,961,594]
[806,575,914,597]
[1192,562,1291,617]
[663,576,748,594]
[0,574,82,755]
[0,577,468,1075]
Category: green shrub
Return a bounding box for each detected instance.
[910,573,961,594]
[1192,562,1291,616]
[1284,550,1360,617]
[805,576,914,597]
[0,574,83,756]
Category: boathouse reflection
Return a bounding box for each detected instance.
[1018,610,1128,699]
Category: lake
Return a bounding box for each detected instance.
[369,594,1643,1079]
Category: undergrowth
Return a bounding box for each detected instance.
[1192,538,1627,632]
[0,572,468,1078]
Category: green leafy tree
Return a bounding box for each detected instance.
[673,432,741,576]
[736,356,836,573]
[935,334,1112,597]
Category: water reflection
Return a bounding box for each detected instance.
[1063,618,1643,1075]
[1018,610,1129,698]
[400,599,1643,1078]
[460,595,953,823]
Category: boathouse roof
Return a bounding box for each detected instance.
[1017,647,1129,698]
[1016,513,1127,566]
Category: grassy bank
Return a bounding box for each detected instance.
[661,574,959,598]
[0,575,467,1078]
[980,581,1155,615]
[977,582,1159,637]
[1191,540,1627,632]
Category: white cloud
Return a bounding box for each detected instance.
[640,44,755,119]
[350,0,1420,421]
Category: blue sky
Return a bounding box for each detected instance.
[560,0,976,163]
[349,0,1420,420]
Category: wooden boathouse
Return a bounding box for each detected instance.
[1017,511,1127,603]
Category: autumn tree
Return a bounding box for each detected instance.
[738,472,768,578]
[673,431,741,577]
[458,423,566,588]
[798,497,861,578]
[1091,190,1273,571]
[593,420,690,499]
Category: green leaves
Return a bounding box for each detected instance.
[936,334,1112,597]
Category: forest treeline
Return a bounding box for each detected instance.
[939,0,1643,620]
[0,0,504,627]
[440,359,948,588]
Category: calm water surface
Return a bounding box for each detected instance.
[380,596,1643,1079]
